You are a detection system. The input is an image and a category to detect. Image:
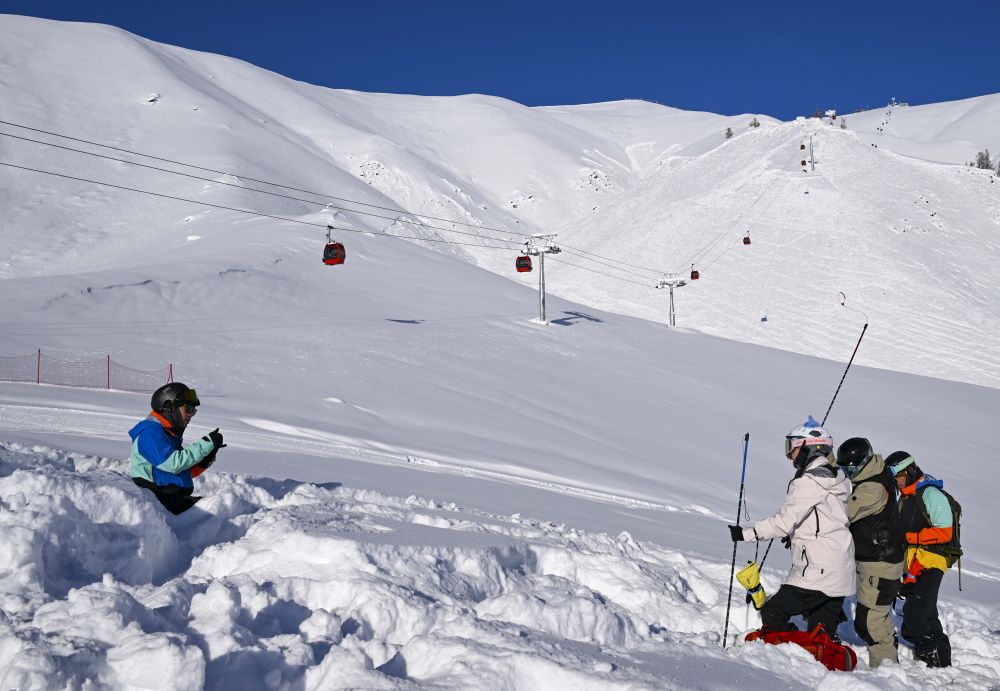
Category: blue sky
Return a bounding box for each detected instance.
[3,0,998,119]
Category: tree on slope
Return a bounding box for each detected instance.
[975,149,992,170]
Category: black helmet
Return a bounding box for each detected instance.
[151,382,200,412]
[837,437,874,476]
[886,451,921,486]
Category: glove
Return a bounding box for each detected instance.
[729,525,745,542]
[198,448,218,470]
[203,428,226,451]
[781,536,791,549]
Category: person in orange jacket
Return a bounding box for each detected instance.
[889,452,955,668]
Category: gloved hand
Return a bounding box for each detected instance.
[203,428,226,451]
[781,536,792,549]
[898,579,914,599]
[729,525,745,542]
[197,448,218,470]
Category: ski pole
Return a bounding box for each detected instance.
[822,293,869,426]
[723,433,750,649]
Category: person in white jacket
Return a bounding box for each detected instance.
[729,416,856,639]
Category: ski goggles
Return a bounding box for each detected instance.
[785,434,832,457]
[179,388,200,406]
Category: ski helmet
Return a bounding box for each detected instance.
[837,437,874,476]
[886,451,921,486]
[151,382,200,413]
[785,415,833,460]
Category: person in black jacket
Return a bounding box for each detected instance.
[837,438,904,667]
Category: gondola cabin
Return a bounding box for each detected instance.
[516,255,533,273]
[690,267,700,280]
[743,234,751,245]
[323,242,346,266]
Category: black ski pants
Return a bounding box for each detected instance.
[761,584,846,640]
[901,568,951,667]
[132,477,202,515]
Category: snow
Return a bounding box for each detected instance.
[0,13,999,690]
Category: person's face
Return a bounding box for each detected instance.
[179,404,197,424]
[894,471,907,491]
[787,444,802,463]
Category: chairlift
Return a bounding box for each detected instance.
[690,264,700,280]
[322,225,345,266]
[516,255,533,273]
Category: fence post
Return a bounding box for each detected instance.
[36,348,41,384]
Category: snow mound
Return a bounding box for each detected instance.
[2,442,999,689]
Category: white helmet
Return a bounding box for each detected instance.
[785,415,833,458]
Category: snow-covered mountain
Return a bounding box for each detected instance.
[1,14,999,690]
[3,15,997,387]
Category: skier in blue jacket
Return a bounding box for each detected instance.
[129,382,224,514]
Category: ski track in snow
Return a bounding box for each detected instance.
[0,403,709,518]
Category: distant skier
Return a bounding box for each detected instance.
[729,416,855,638]
[837,437,904,667]
[129,382,225,514]
[889,452,957,668]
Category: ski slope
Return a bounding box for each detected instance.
[1,14,999,690]
[2,14,997,388]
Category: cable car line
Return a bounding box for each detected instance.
[0,160,684,292]
[0,161,519,251]
[0,118,533,241]
[672,144,801,275]
[546,256,653,288]
[559,247,663,280]
[0,120,806,295]
[0,120,704,282]
[0,131,524,246]
[557,243,665,276]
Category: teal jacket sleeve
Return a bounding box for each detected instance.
[156,436,214,474]
[922,487,953,528]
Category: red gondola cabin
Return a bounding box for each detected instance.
[690,267,700,280]
[323,242,346,266]
[516,255,533,273]
[743,235,751,245]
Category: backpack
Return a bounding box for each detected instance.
[745,625,857,672]
[919,487,962,568]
